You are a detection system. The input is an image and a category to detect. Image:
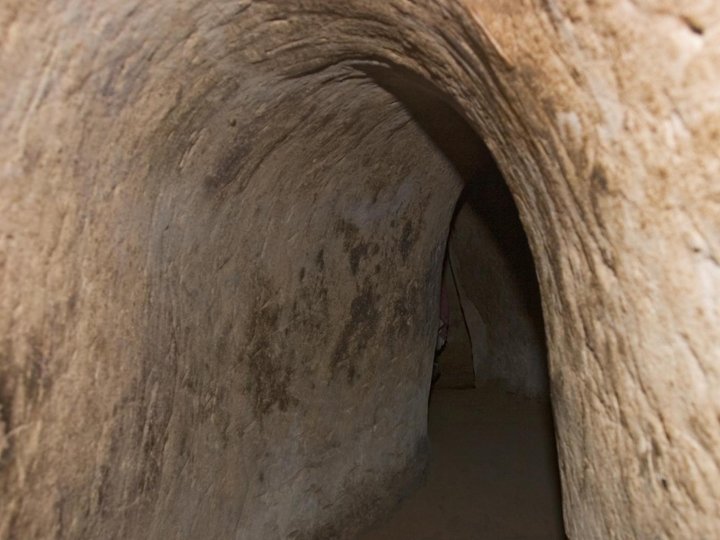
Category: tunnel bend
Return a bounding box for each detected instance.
[2,1,720,539]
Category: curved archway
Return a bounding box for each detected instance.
[1,1,719,539]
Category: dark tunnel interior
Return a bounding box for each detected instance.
[354,64,566,538]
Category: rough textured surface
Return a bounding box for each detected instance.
[1,0,720,538]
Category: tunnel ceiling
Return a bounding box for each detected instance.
[1,1,720,538]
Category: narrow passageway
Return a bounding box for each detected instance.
[360,384,564,539]
[359,160,566,538]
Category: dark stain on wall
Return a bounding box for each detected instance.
[336,219,359,247]
[588,162,618,271]
[203,144,250,194]
[331,279,380,384]
[315,248,325,271]
[336,219,361,272]
[399,221,418,261]
[388,279,421,339]
[590,163,609,192]
[245,277,298,417]
[0,350,13,468]
[336,218,383,276]
[24,334,50,404]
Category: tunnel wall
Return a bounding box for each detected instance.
[2,1,720,538]
[0,48,463,536]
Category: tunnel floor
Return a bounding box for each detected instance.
[359,385,565,539]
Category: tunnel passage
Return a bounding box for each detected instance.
[358,132,567,537]
[0,28,563,535]
[3,1,720,539]
[1,47,565,536]
[0,50,485,540]
[437,150,550,397]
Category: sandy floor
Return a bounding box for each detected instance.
[359,385,566,539]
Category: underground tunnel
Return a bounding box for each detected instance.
[359,120,565,538]
[1,1,720,539]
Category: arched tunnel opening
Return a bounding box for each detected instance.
[3,2,719,539]
[353,65,565,537]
